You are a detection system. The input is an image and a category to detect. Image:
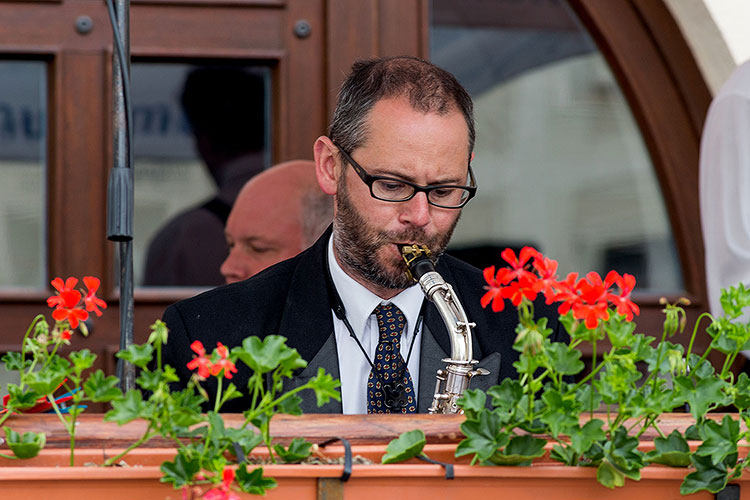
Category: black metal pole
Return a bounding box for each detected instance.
[106,0,135,392]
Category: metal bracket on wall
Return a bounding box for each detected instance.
[317,478,344,500]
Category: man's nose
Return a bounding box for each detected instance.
[398,191,432,227]
[220,249,243,284]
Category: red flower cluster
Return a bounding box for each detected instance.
[46,277,107,330]
[202,468,240,500]
[481,247,640,329]
[187,340,238,379]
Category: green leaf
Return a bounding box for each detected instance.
[545,343,584,376]
[225,427,264,458]
[457,388,486,420]
[569,419,606,456]
[489,434,546,466]
[382,430,426,464]
[575,384,602,413]
[681,454,730,494]
[276,393,303,415]
[69,349,96,377]
[674,375,728,420]
[604,314,637,348]
[597,459,626,489]
[540,387,580,437]
[606,427,644,473]
[307,367,341,407]
[25,361,68,396]
[2,352,31,372]
[734,372,750,410]
[233,335,306,376]
[647,429,691,467]
[486,379,523,413]
[455,410,510,462]
[160,451,200,488]
[6,383,41,410]
[4,428,46,459]
[719,283,750,319]
[274,437,313,463]
[105,389,146,424]
[695,415,739,466]
[116,343,154,369]
[549,444,577,465]
[83,370,123,402]
[235,464,277,495]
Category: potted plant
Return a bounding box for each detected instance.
[387,247,750,495]
[3,246,750,499]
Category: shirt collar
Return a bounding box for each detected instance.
[327,236,424,338]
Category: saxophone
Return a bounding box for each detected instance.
[400,244,488,414]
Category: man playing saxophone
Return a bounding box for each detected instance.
[162,56,564,413]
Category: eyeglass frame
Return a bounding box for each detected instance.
[333,143,477,209]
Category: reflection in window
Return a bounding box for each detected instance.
[0,61,46,290]
[432,0,683,294]
[131,63,271,287]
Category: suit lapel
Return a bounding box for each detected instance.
[275,228,336,368]
[282,332,342,413]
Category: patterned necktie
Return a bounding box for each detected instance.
[367,303,417,413]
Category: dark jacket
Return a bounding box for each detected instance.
[162,228,563,412]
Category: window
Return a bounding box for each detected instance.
[0,61,47,290]
[130,62,272,287]
[432,0,683,294]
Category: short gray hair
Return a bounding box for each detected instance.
[329,56,475,157]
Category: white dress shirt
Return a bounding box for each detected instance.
[327,237,424,414]
[700,59,750,320]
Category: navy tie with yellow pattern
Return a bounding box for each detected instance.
[366,303,417,413]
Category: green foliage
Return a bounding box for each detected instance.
[4,428,46,459]
[382,430,426,464]
[235,464,277,495]
[453,280,750,496]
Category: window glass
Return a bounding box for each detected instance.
[130,63,271,287]
[432,0,683,294]
[0,61,47,290]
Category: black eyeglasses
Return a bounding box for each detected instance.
[335,144,477,209]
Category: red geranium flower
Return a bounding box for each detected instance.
[502,276,539,306]
[606,271,640,320]
[203,468,241,500]
[51,289,89,329]
[211,342,238,379]
[571,272,610,329]
[552,272,580,315]
[187,340,213,378]
[83,276,107,317]
[481,266,512,312]
[47,277,78,309]
[531,254,559,300]
[500,247,539,282]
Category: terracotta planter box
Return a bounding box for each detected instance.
[0,414,745,499]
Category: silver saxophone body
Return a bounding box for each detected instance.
[400,244,488,414]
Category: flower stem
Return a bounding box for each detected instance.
[685,312,713,364]
[103,426,155,466]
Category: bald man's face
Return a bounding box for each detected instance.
[220,179,305,283]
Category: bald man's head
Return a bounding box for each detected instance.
[220,160,332,284]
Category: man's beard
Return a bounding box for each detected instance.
[333,183,459,291]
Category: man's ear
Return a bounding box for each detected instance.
[314,136,339,195]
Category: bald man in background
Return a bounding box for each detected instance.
[221,160,333,283]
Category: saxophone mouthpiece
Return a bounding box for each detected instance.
[399,244,435,282]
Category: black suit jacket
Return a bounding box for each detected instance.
[162,228,563,412]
